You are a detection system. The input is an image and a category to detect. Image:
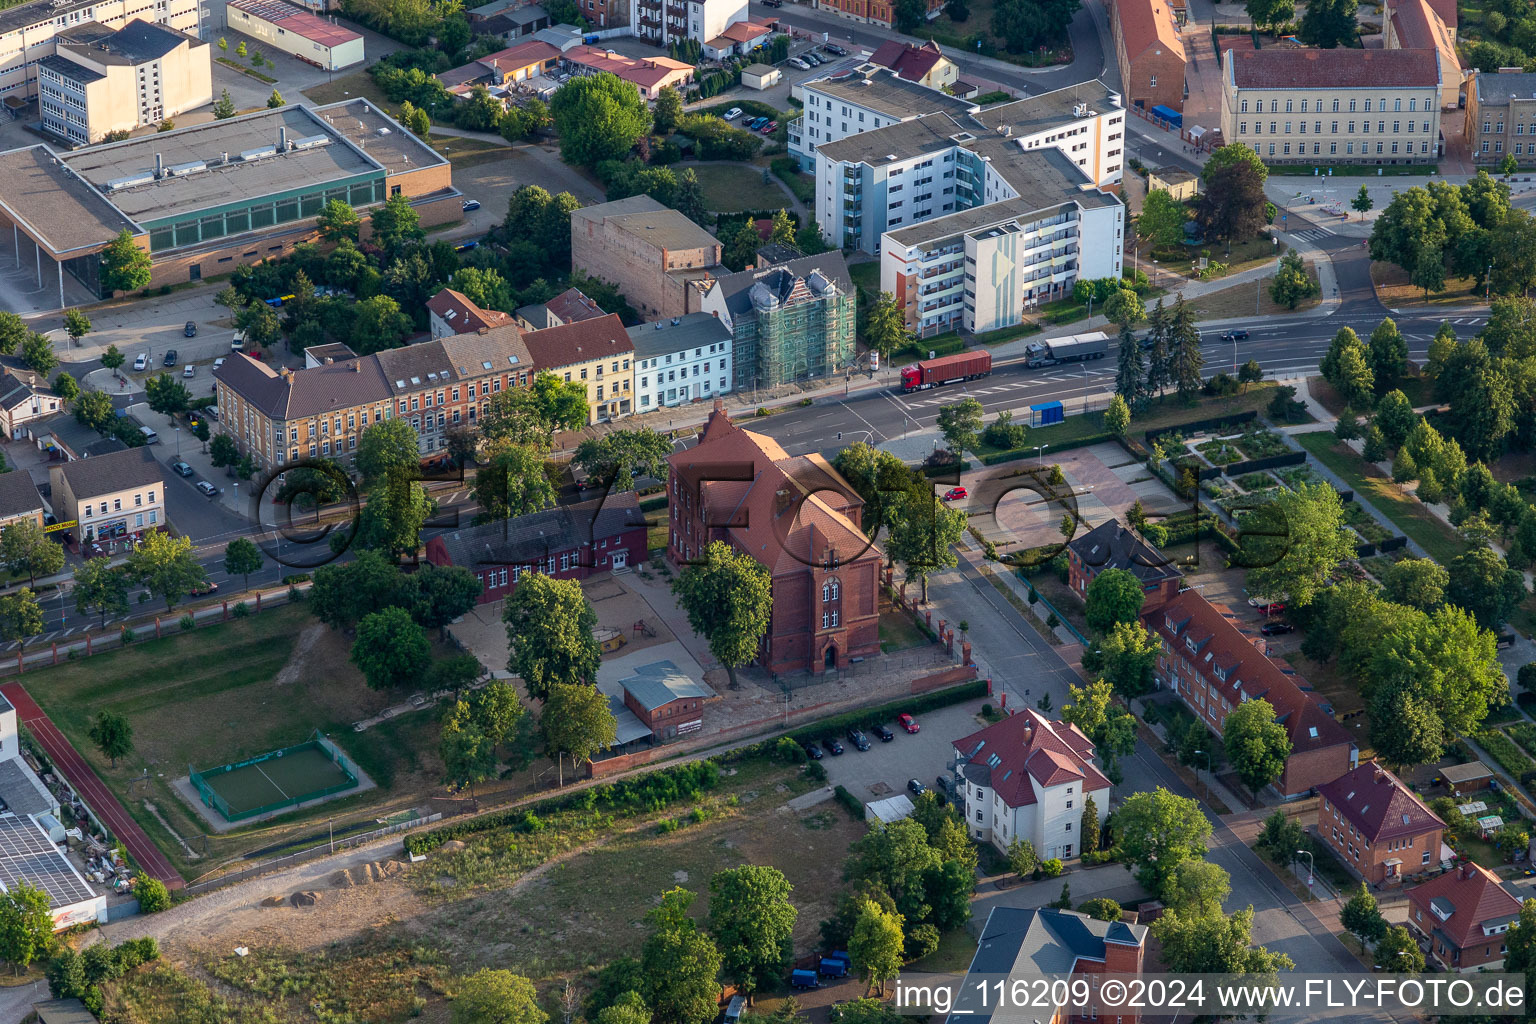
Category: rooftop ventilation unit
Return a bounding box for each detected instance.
[290,134,331,151]
[165,160,206,176]
[105,172,156,191]
[240,145,278,162]
[376,126,391,135]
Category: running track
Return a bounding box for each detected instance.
[1,683,184,889]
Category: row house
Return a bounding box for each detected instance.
[1317,761,1447,886]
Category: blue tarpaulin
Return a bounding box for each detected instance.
[1150,105,1183,128]
[1029,401,1064,427]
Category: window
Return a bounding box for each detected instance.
[1286,99,1293,112]
[1241,99,1249,113]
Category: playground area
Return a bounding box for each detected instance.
[178,732,373,831]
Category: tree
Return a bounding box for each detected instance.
[848,898,904,996]
[51,372,78,406]
[1084,569,1144,633]
[1244,482,1356,607]
[452,969,547,1024]
[1006,837,1038,879]
[1436,338,1514,462]
[87,710,133,768]
[352,477,434,556]
[1298,0,1359,47]
[1351,184,1373,220]
[0,882,53,972]
[1114,325,1145,408]
[1098,620,1160,699]
[1104,393,1132,439]
[0,520,63,587]
[1164,859,1230,916]
[369,193,425,254]
[1445,545,1525,630]
[1137,188,1186,247]
[208,433,239,471]
[352,606,430,690]
[479,372,590,450]
[1154,905,1293,975]
[1373,389,1416,450]
[864,292,909,358]
[672,541,772,688]
[1103,288,1144,329]
[1374,925,1424,973]
[144,372,190,417]
[886,480,966,602]
[73,556,129,628]
[594,993,650,1024]
[61,308,90,349]
[1111,788,1212,897]
[551,73,652,167]
[1080,796,1102,856]
[316,198,360,244]
[440,700,496,805]
[1411,244,1446,299]
[708,865,797,997]
[212,88,236,119]
[0,589,41,647]
[1222,698,1292,799]
[891,0,928,30]
[1168,296,1204,398]
[1382,558,1447,611]
[641,889,721,1024]
[101,228,151,293]
[572,427,673,493]
[266,88,284,108]
[350,294,413,353]
[125,531,204,611]
[222,536,264,592]
[19,332,55,377]
[1060,679,1136,782]
[936,398,984,454]
[1501,152,1521,179]
[1269,250,1317,309]
[1341,882,1388,945]
[675,167,707,225]
[504,574,601,699]
[1198,159,1269,245]
[1245,0,1294,32]
[355,418,422,485]
[723,219,761,272]
[100,344,125,373]
[396,563,483,639]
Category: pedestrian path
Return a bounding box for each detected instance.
[2,682,184,889]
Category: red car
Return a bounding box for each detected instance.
[942,487,967,501]
[761,121,778,134]
[897,713,920,734]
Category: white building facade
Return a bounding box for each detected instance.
[789,66,978,171]
[628,312,733,411]
[631,0,746,47]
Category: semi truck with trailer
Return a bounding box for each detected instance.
[898,351,992,392]
[1023,333,1109,369]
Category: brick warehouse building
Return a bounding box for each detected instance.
[1144,590,1357,799]
[666,403,881,675]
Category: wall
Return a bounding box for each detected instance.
[0,0,201,105]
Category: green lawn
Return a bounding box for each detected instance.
[691,163,792,214]
[879,609,932,653]
[849,260,880,298]
[1294,431,1469,563]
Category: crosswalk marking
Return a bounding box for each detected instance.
[1293,227,1335,241]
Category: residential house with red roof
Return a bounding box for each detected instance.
[1066,518,1182,611]
[666,403,881,674]
[1144,590,1356,799]
[1317,762,1447,885]
[1383,0,1462,109]
[867,40,957,92]
[1407,861,1523,970]
[519,313,635,422]
[427,287,516,339]
[563,46,694,100]
[701,19,776,60]
[1110,0,1186,113]
[437,39,563,97]
[951,708,1112,860]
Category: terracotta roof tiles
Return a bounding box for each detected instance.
[1408,862,1522,951]
[1228,47,1441,89]
[1318,761,1445,845]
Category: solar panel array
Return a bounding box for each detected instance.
[0,814,95,908]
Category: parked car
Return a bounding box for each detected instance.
[907,779,928,796]
[231,331,245,351]
[761,121,778,134]
[182,364,195,378]
[790,969,820,990]
[823,736,844,755]
[802,742,823,760]
[1260,622,1296,636]
[1249,599,1286,615]
[873,724,894,742]
[461,199,481,212]
[190,579,219,596]
[723,107,743,120]
[824,43,847,55]
[789,58,809,70]
[132,353,148,371]
[942,487,967,501]
[846,727,870,751]
[195,481,219,497]
[183,321,197,337]
[760,0,781,6]
[163,350,178,367]
[898,713,920,733]
[213,358,226,370]
[802,52,821,65]
[171,461,193,477]
[935,775,950,793]
[1220,330,1251,342]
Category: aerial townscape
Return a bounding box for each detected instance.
[0,0,1533,1020]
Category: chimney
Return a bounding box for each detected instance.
[154,152,163,178]
[1023,720,1034,744]
[712,397,725,414]
[280,126,289,151]
[353,361,361,372]
[324,357,334,364]
[1461,862,1476,880]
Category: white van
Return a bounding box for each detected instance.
[231,331,245,351]
[139,426,158,444]
[132,353,148,371]
[182,364,195,379]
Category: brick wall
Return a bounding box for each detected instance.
[573,220,719,319]
[1278,742,1351,801]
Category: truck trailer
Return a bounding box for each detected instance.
[898,351,992,392]
[1024,333,1109,369]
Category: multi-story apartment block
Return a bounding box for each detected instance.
[570,195,722,319]
[789,65,978,171]
[627,312,733,412]
[811,0,942,29]
[667,402,882,674]
[1383,0,1461,109]
[427,287,516,338]
[950,708,1112,859]
[1220,48,1444,165]
[1145,590,1358,799]
[0,0,202,109]
[1408,862,1523,971]
[1316,761,1446,885]
[520,313,635,423]
[40,19,210,145]
[1466,69,1536,164]
[694,250,857,390]
[815,79,1125,255]
[213,327,536,472]
[878,147,1124,335]
[630,0,744,48]
[48,446,162,549]
[1111,0,1186,114]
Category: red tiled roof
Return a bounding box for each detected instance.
[1318,761,1445,845]
[1408,863,1522,949]
[543,287,607,325]
[1423,0,1457,30]
[1229,47,1441,89]
[869,39,947,82]
[228,0,361,47]
[426,288,515,334]
[480,39,561,71]
[520,312,634,371]
[1114,0,1186,64]
[952,709,1111,809]
[719,19,773,42]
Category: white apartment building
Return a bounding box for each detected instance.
[40,19,210,144]
[1221,47,1444,164]
[815,79,1124,255]
[0,0,202,108]
[789,65,977,170]
[626,312,733,411]
[631,0,745,48]
[880,147,1124,336]
[951,708,1113,859]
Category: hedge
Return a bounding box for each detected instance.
[834,785,864,819]
[1223,450,1306,477]
[1145,410,1258,444]
[780,679,988,748]
[893,335,967,361]
[979,432,1116,465]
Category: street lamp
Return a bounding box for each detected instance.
[175,426,181,456]
[1194,748,1213,799]
[1296,848,1314,886]
[1033,444,1048,467]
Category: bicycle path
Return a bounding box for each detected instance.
[1,682,184,889]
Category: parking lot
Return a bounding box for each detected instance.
[813,698,989,807]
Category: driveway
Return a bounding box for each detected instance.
[816,700,986,805]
